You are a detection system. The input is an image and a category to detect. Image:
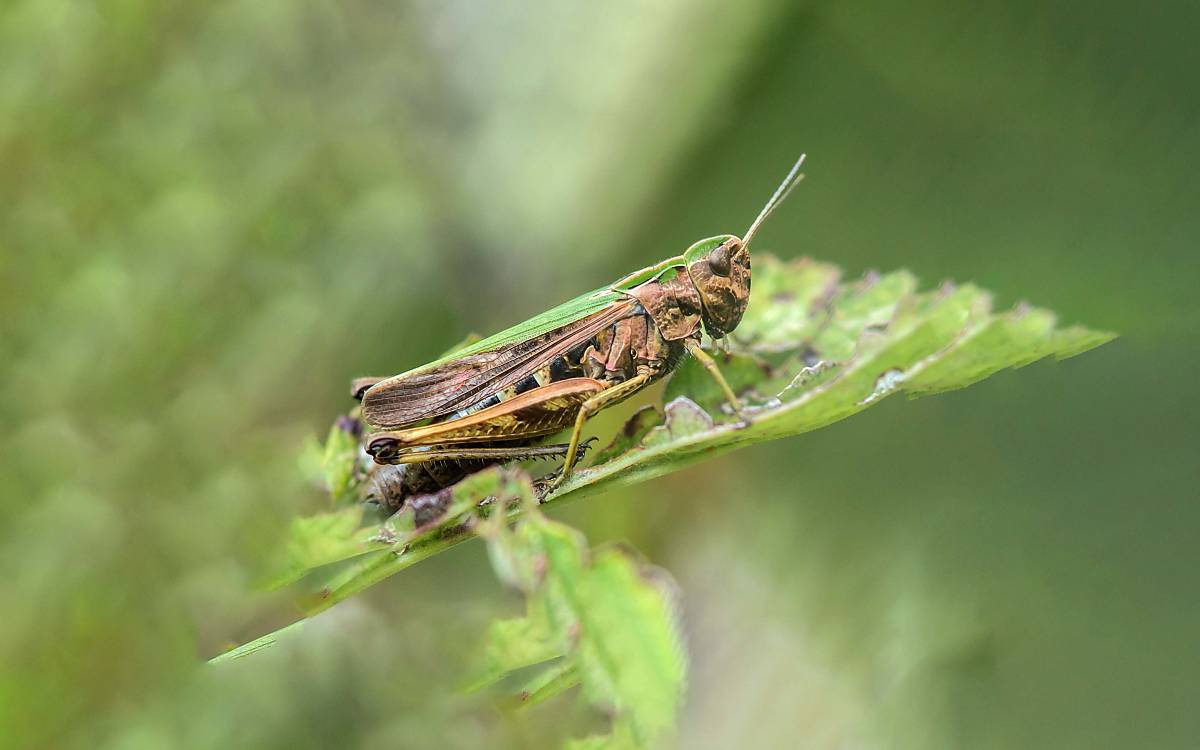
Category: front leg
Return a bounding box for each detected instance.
[683,338,748,423]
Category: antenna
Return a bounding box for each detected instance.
[743,153,806,247]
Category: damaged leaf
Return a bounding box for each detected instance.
[226,253,1113,656]
[470,471,686,749]
[552,260,1113,501]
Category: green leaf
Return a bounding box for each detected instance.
[552,259,1114,501]
[466,616,567,694]
[516,660,581,710]
[259,505,390,590]
[298,422,361,507]
[207,620,307,664]
[225,253,1114,656]
[471,475,687,749]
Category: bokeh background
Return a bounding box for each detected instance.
[2,1,1196,748]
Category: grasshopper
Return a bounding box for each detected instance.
[354,155,806,502]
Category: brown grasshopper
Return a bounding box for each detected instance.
[353,155,806,503]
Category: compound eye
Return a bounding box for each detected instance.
[707,244,731,276]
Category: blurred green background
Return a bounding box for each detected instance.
[1,1,1196,748]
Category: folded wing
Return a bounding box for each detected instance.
[361,299,635,429]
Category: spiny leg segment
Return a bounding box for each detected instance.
[552,370,653,488]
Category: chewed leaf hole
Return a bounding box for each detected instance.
[860,368,907,405]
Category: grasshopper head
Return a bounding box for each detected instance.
[685,236,750,338]
[688,153,806,339]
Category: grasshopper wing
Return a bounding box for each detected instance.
[361,298,636,429]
